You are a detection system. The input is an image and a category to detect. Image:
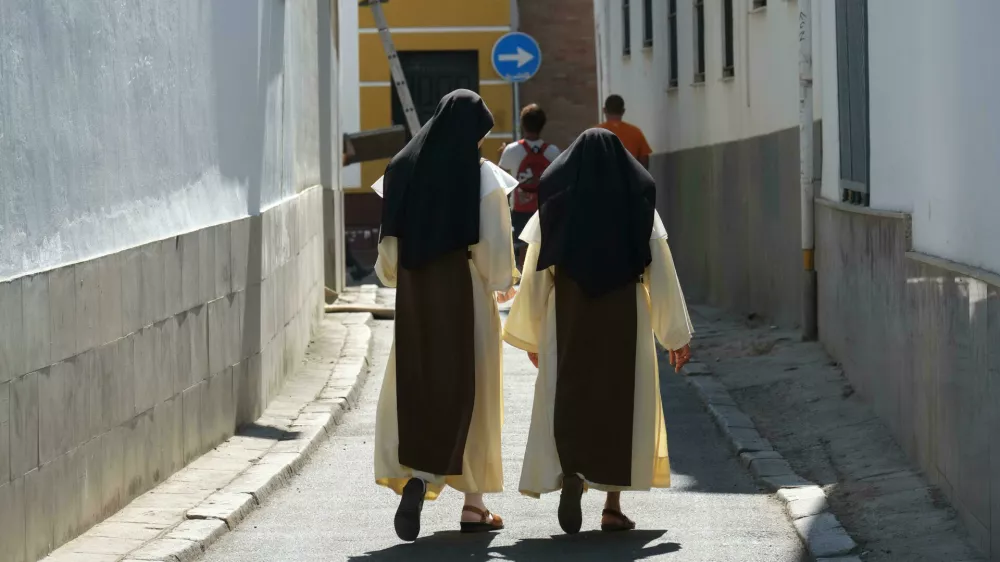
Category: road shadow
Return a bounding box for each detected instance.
[347,531,497,561]
[490,531,679,561]
[348,530,677,562]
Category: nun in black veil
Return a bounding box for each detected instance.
[504,128,694,534]
[371,90,519,541]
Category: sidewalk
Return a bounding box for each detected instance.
[39,300,377,562]
[197,296,808,562]
[687,304,986,562]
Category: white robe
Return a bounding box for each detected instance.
[503,211,693,497]
[373,162,518,499]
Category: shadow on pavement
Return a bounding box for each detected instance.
[235,422,302,441]
[346,531,497,561]
[490,531,680,561]
[348,530,679,562]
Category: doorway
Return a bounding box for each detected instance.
[391,50,480,136]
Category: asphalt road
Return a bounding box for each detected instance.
[199,319,808,562]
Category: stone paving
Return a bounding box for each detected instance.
[197,310,809,562]
[688,304,986,562]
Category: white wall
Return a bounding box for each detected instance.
[338,0,362,189]
[593,0,822,153]
[864,0,1000,274]
[819,0,1000,273]
[0,0,321,281]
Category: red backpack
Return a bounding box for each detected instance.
[512,140,552,213]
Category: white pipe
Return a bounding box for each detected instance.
[799,0,817,339]
[799,0,814,253]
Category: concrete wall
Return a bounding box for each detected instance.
[653,125,819,328]
[0,189,325,562]
[816,200,1000,557]
[593,0,822,153]
[815,2,1000,556]
[0,1,331,559]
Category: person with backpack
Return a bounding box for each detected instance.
[499,104,561,270]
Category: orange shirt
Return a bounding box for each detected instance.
[598,120,652,160]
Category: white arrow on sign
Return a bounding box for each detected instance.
[498,46,535,68]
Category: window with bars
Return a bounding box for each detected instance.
[643,0,653,47]
[694,0,705,83]
[623,0,632,56]
[668,0,678,87]
[722,0,734,77]
[836,0,870,206]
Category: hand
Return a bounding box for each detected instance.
[527,352,539,368]
[497,143,507,155]
[669,344,692,373]
[496,286,517,304]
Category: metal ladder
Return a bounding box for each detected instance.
[360,0,421,137]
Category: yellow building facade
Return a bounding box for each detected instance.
[346,0,515,193]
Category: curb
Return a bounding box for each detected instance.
[44,312,378,562]
[680,360,861,561]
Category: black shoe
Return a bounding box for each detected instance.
[558,474,584,535]
[394,478,426,541]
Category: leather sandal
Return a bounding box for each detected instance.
[394,478,426,541]
[600,508,636,532]
[460,505,504,533]
[558,474,584,535]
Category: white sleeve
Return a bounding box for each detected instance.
[544,144,561,161]
[499,144,521,175]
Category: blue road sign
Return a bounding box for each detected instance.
[491,32,542,83]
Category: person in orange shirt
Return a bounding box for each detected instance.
[597,95,652,169]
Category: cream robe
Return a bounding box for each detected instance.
[503,211,693,497]
[373,163,518,500]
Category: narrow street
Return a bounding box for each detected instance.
[199,316,808,562]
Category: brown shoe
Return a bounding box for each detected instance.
[459,505,504,533]
[600,508,636,532]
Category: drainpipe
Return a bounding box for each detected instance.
[799,0,817,340]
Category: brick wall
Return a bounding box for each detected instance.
[517,0,599,151]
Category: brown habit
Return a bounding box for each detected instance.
[553,273,638,487]
[394,247,476,475]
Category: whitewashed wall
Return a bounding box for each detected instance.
[866,0,1000,274]
[818,0,1000,274]
[338,0,362,189]
[593,0,822,153]
[0,2,329,559]
[0,0,320,281]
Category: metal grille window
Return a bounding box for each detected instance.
[668,0,679,87]
[835,0,870,205]
[722,0,734,78]
[643,0,653,47]
[623,0,632,56]
[694,0,705,83]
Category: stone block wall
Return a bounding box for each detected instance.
[0,186,324,562]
